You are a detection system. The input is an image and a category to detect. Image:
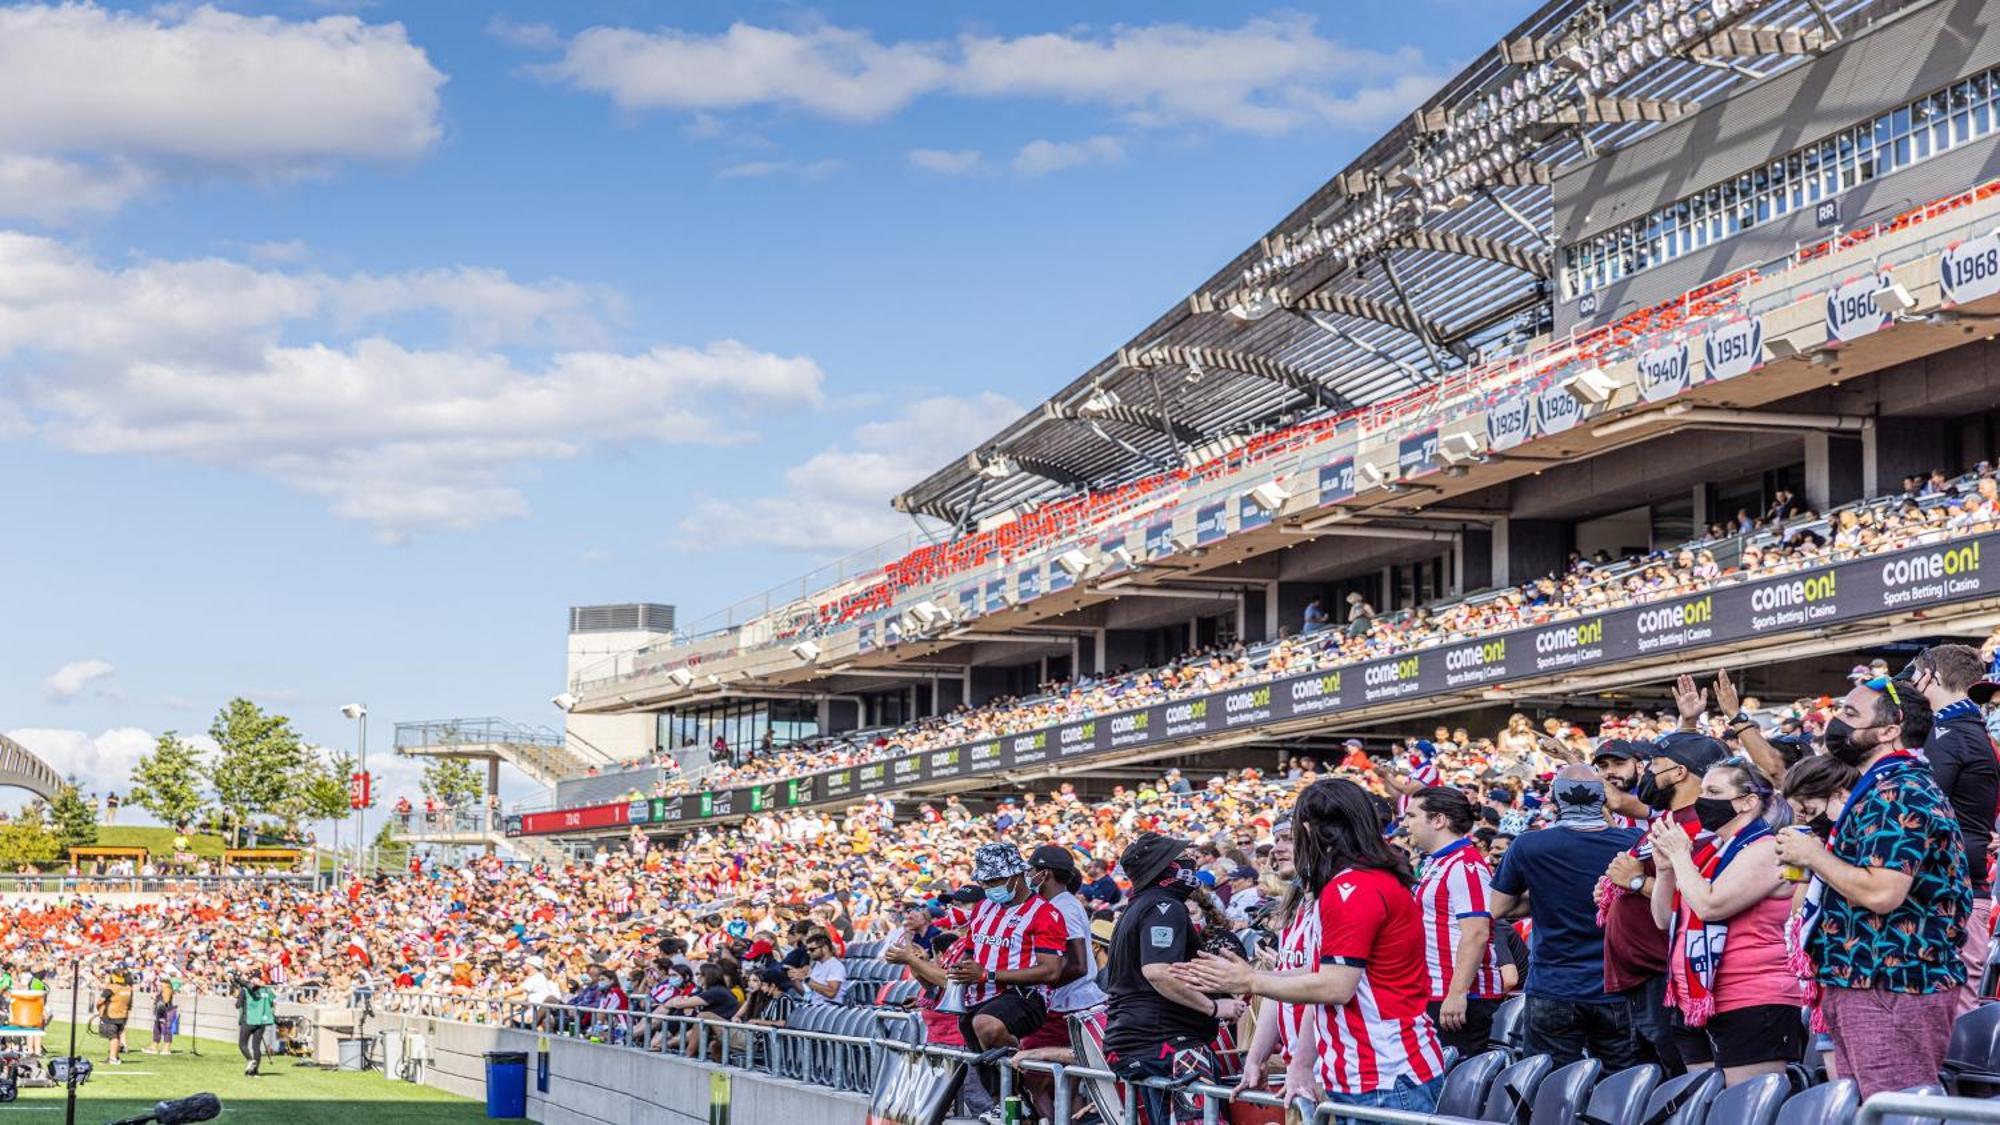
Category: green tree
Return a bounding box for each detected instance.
[48,783,98,852]
[208,697,310,846]
[420,757,484,809]
[370,819,410,876]
[128,732,208,827]
[0,803,60,871]
[300,751,357,825]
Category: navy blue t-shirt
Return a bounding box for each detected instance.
[1491,823,1643,1003]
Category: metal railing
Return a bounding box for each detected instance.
[0,872,319,893]
[393,717,566,752]
[390,809,497,838]
[381,990,2000,1125]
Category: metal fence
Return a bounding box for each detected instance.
[379,990,2000,1125]
[0,873,321,894]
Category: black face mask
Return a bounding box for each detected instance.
[1635,768,1675,811]
[1807,812,1836,838]
[1692,797,1741,834]
[1822,718,1877,767]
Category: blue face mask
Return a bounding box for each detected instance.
[984,883,1014,904]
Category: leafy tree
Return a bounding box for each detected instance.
[420,757,484,809]
[300,751,357,825]
[208,698,310,846]
[128,732,208,827]
[0,803,60,871]
[370,819,410,876]
[49,783,98,852]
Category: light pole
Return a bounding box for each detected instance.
[340,703,367,879]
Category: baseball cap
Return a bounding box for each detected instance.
[1227,866,1257,881]
[1847,665,1872,682]
[1027,844,1079,878]
[1590,738,1647,763]
[1653,731,1727,774]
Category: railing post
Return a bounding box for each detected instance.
[1051,1063,1070,1125]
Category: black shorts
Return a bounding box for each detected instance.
[1678,1004,1804,1068]
[101,1018,126,1036]
[960,988,1048,1043]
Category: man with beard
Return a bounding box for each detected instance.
[1401,787,1506,1056]
[1901,644,2000,1013]
[1774,675,1969,1097]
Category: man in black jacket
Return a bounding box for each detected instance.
[1906,643,2000,1013]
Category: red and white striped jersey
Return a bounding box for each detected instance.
[947,895,1067,1006]
[1413,838,1505,1001]
[1272,895,1321,1058]
[1313,866,1447,1096]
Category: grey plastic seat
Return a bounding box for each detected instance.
[1643,1067,1722,1125]
[1583,1063,1661,1125]
[1775,1077,1858,1125]
[1945,1003,2000,1095]
[1877,1084,1947,1125]
[1528,1057,1600,1124]
[1438,1049,1509,1118]
[1706,1073,1788,1125]
[1489,995,1527,1055]
[1481,1053,1553,1124]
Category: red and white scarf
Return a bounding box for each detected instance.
[1664,821,1770,1027]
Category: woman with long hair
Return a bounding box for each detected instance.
[1178,779,1444,1116]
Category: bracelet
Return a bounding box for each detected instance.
[1209,996,1219,1017]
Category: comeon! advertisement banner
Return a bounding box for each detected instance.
[517,534,1997,835]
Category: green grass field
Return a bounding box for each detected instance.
[14,1023,527,1124]
[90,828,230,860]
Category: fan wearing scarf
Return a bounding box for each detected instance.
[1647,756,1796,1087]
[1771,675,1971,1099]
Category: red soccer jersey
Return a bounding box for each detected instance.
[1273,898,1322,1060]
[1414,839,1505,1001]
[947,895,1067,1006]
[1314,866,1447,1096]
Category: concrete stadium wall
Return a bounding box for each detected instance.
[375,1012,873,1125]
[46,989,319,1051]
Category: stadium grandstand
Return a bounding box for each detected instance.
[104,0,2000,1122]
[392,0,2000,851]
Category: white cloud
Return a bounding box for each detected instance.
[6,727,166,798]
[680,391,1019,553]
[45,659,115,702]
[0,3,443,220]
[0,233,826,538]
[485,15,560,50]
[522,15,1435,136]
[1012,136,1125,177]
[716,158,843,181]
[908,148,984,176]
[0,154,150,222]
[244,239,310,264]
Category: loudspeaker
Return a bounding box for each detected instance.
[790,641,820,663]
[1561,366,1619,405]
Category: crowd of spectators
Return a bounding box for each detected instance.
[571,460,2000,805]
[21,645,2000,1119]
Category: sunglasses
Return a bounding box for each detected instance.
[1862,674,1904,707]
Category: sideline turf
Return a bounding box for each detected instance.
[14,1023,528,1123]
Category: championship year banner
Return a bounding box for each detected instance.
[523,534,2000,834]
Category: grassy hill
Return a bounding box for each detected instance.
[88,826,229,861]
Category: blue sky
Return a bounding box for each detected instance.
[0,0,1504,810]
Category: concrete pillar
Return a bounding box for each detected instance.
[1234,592,1247,641]
[1092,629,1106,675]
[1803,432,1832,513]
[1264,580,1280,639]
[1491,518,1512,587]
[1692,483,1710,533]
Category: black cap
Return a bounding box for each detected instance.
[1653,731,1727,774]
[949,884,983,905]
[1119,831,1188,891]
[1590,738,1647,763]
[1970,681,2000,705]
[1027,844,1079,879]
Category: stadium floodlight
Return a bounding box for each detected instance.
[1170,530,1201,553]
[1055,549,1094,577]
[667,668,695,689]
[975,452,1018,480]
[1763,337,1803,363]
[1357,460,1396,489]
[340,703,366,720]
[1434,432,1484,466]
[1108,544,1137,569]
[1561,367,1620,406]
[1873,280,1919,315]
[1078,386,1122,417]
[1227,289,1286,322]
[909,601,951,630]
[1246,481,1293,514]
[790,640,821,664]
[550,693,578,712]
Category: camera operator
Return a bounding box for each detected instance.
[94,969,133,1066]
[232,968,276,1077]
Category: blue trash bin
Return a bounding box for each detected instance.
[484,1050,528,1118]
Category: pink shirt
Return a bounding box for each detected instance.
[1706,895,1800,1012]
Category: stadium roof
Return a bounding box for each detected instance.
[892,0,1910,529]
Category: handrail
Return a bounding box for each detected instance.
[382,992,1975,1125]
[0,873,321,893]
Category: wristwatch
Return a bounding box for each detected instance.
[1627,876,1645,892]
